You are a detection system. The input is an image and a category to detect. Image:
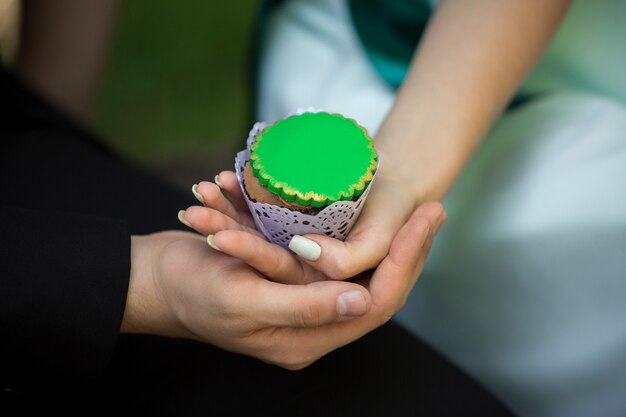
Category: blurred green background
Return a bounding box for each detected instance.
[96,1,258,186]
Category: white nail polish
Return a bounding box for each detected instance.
[191,184,204,204]
[178,210,191,227]
[207,235,221,251]
[288,235,321,261]
[214,175,223,189]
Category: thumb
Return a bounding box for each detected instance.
[253,281,372,328]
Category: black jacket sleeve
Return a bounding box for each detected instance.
[0,68,192,396]
[0,205,130,393]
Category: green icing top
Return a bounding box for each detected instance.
[250,112,377,207]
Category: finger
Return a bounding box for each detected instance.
[290,188,420,280]
[288,199,441,281]
[211,230,325,284]
[251,280,372,328]
[286,200,397,277]
[248,203,446,369]
[289,228,387,281]
[216,171,249,214]
[195,181,247,225]
[369,202,445,309]
[182,205,247,235]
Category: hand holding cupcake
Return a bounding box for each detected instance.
[182,109,445,288]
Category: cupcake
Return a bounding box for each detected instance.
[235,110,378,246]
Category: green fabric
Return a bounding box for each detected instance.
[250,112,377,207]
[349,1,626,106]
[348,0,432,89]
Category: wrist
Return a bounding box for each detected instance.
[122,235,177,337]
[121,235,150,333]
[124,233,203,341]
[375,117,474,204]
[375,147,444,205]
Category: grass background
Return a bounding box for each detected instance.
[96,0,258,171]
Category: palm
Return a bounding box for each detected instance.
[148,194,440,369]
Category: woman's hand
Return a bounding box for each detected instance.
[281,157,434,280]
[183,176,328,285]
[123,199,443,370]
[227,0,566,281]
[181,0,569,285]
[187,167,443,283]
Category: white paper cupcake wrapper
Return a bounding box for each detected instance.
[235,108,378,248]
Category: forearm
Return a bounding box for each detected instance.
[16,0,119,125]
[376,0,570,201]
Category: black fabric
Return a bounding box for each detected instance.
[95,326,512,417]
[0,69,195,398]
[0,68,514,416]
[0,206,130,393]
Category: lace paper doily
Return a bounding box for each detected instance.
[235,109,377,248]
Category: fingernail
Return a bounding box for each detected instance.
[214,174,223,189]
[337,290,367,317]
[207,235,221,251]
[178,210,191,227]
[288,235,321,261]
[192,184,204,204]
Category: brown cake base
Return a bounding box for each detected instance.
[243,162,321,214]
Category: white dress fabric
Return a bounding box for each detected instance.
[257,1,626,416]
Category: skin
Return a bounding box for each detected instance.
[13,0,446,370]
[196,0,571,282]
[14,0,570,369]
[124,202,445,370]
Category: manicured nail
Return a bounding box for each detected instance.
[207,235,221,251]
[192,184,204,204]
[337,290,367,317]
[288,235,321,261]
[178,210,191,227]
[214,174,223,189]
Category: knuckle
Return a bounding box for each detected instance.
[221,309,250,333]
[219,296,253,333]
[327,256,354,280]
[267,249,288,278]
[293,301,324,327]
